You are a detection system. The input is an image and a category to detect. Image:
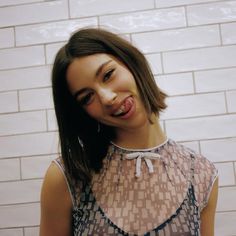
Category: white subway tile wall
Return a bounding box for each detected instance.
[15,18,98,46]
[0,228,23,236]
[100,8,186,34]
[19,88,54,111]
[0,66,51,91]
[0,0,235,235]
[155,73,194,96]
[24,227,39,236]
[215,212,236,236]
[0,92,18,113]
[0,28,14,49]
[214,162,235,186]
[221,22,236,45]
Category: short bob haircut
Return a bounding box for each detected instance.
[52,28,167,183]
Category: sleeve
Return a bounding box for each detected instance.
[192,153,218,211]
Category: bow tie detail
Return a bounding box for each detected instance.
[125,152,161,177]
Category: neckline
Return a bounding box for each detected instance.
[83,183,195,236]
[110,138,169,152]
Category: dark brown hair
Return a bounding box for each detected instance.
[52,28,167,183]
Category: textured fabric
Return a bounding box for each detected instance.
[54,139,218,236]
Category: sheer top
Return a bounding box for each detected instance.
[54,139,218,236]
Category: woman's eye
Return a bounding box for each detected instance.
[103,69,115,82]
[78,93,93,106]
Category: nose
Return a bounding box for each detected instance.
[98,87,117,106]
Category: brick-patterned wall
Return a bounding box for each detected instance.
[0,0,235,235]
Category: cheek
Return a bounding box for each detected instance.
[84,103,102,119]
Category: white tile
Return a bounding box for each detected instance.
[0,66,51,92]
[214,162,235,187]
[179,141,200,153]
[16,18,97,46]
[0,179,42,205]
[0,111,47,136]
[215,212,236,236]
[19,88,54,111]
[166,114,236,141]
[47,109,58,131]
[0,0,68,27]
[0,28,14,49]
[0,203,40,228]
[46,42,65,65]
[0,0,41,7]
[200,138,236,163]
[163,45,236,73]
[100,8,186,34]
[195,68,236,93]
[226,90,236,113]
[70,0,154,18]
[0,92,18,113]
[24,227,39,236]
[0,228,23,236]
[0,46,45,70]
[187,1,236,26]
[217,186,236,212]
[161,92,226,120]
[145,53,162,75]
[21,155,55,179]
[0,158,20,181]
[155,0,218,8]
[132,25,220,53]
[221,22,236,45]
[0,132,59,158]
[156,73,194,96]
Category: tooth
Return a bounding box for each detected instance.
[114,105,125,116]
[114,109,123,116]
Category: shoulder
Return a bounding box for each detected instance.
[167,139,217,175]
[40,161,73,236]
[41,161,72,209]
[166,140,218,209]
[192,152,218,210]
[174,141,218,210]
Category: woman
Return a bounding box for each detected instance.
[40,28,218,236]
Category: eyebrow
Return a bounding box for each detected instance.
[73,59,113,99]
[95,59,113,77]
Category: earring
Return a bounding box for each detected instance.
[78,136,84,148]
[97,122,101,133]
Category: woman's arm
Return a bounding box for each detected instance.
[40,162,72,236]
[200,177,219,236]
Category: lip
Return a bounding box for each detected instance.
[111,96,136,119]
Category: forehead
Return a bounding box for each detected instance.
[67,53,113,77]
[66,53,121,93]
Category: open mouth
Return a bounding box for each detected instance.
[113,104,126,116]
[112,96,134,118]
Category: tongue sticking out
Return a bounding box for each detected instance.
[114,97,134,117]
[124,97,133,112]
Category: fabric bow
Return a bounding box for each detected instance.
[125,152,161,177]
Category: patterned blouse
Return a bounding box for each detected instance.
[54,139,218,236]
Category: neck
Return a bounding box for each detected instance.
[113,115,166,149]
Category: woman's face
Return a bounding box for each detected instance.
[66,53,149,131]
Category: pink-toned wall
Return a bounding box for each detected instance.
[0,0,236,235]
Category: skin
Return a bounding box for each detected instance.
[40,162,72,236]
[40,170,218,235]
[200,177,219,236]
[66,53,166,148]
[40,53,218,235]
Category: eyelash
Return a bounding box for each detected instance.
[103,68,115,81]
[79,93,93,106]
[78,68,115,106]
